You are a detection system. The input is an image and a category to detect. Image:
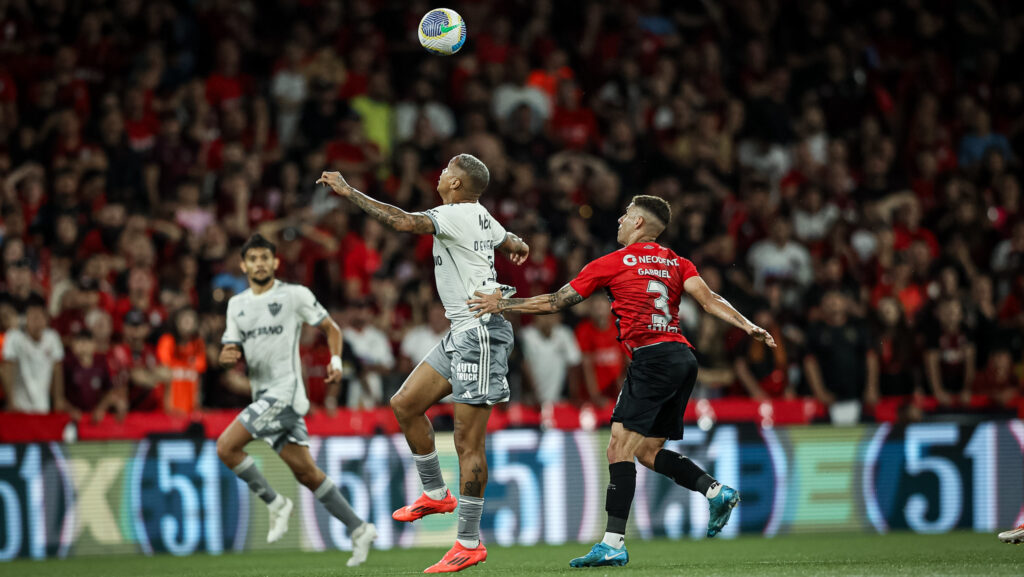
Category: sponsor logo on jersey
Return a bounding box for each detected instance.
[268,302,282,316]
[623,254,637,266]
[241,325,285,342]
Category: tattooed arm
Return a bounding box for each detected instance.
[317,171,435,234]
[683,275,777,348]
[468,283,584,317]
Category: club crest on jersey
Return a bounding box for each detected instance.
[268,302,282,316]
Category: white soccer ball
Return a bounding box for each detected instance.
[418,8,467,56]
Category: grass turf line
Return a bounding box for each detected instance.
[6,532,1021,577]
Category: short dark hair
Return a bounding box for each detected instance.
[632,195,672,231]
[240,233,277,258]
[454,154,490,195]
[22,292,47,314]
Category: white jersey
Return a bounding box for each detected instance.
[221,280,328,414]
[418,202,510,333]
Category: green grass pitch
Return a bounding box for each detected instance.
[7,532,1021,577]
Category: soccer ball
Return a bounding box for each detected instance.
[418,8,467,56]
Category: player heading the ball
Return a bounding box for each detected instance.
[318,154,529,574]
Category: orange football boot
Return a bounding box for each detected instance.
[392,490,458,522]
[424,541,487,573]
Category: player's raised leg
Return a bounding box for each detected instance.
[216,419,293,544]
[390,358,458,522]
[424,402,491,574]
[279,442,377,566]
[636,437,739,537]
[570,422,644,568]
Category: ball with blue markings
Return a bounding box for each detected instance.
[417,8,467,55]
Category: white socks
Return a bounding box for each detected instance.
[457,538,480,549]
[425,487,448,500]
[268,494,287,511]
[602,532,625,549]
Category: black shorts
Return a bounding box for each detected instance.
[611,341,698,440]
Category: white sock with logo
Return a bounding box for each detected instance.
[602,532,625,549]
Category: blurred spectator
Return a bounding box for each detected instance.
[959,109,1013,169]
[1,295,64,414]
[973,348,1021,407]
[574,298,625,406]
[733,309,794,401]
[747,218,813,295]
[519,312,581,406]
[63,330,121,422]
[924,299,977,406]
[109,309,169,412]
[396,78,456,142]
[873,297,918,398]
[803,292,878,424]
[342,300,393,409]
[156,308,206,414]
[399,301,449,373]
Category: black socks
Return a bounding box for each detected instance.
[605,461,637,534]
[653,449,717,495]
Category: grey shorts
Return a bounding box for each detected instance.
[423,317,514,405]
[238,397,310,453]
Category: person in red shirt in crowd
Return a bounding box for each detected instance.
[925,299,977,406]
[520,229,560,296]
[972,348,1021,407]
[205,40,251,109]
[470,195,773,564]
[63,329,122,422]
[156,308,207,414]
[109,309,170,412]
[548,79,599,151]
[112,267,166,334]
[574,297,625,406]
[527,48,574,104]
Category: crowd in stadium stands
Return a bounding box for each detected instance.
[0,0,1022,427]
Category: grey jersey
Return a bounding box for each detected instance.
[221,280,328,414]
[418,202,510,333]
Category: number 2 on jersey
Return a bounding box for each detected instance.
[647,280,671,326]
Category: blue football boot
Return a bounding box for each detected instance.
[707,485,740,537]
[569,542,629,568]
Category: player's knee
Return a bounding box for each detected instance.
[605,440,633,464]
[293,466,321,489]
[636,445,658,469]
[390,392,411,420]
[216,436,239,464]
[454,438,484,463]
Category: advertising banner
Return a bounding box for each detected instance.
[1,421,1022,559]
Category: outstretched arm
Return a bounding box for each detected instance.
[468,283,584,316]
[496,232,530,265]
[317,171,435,234]
[683,275,776,348]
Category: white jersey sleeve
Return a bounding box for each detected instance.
[292,285,329,326]
[222,298,243,345]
